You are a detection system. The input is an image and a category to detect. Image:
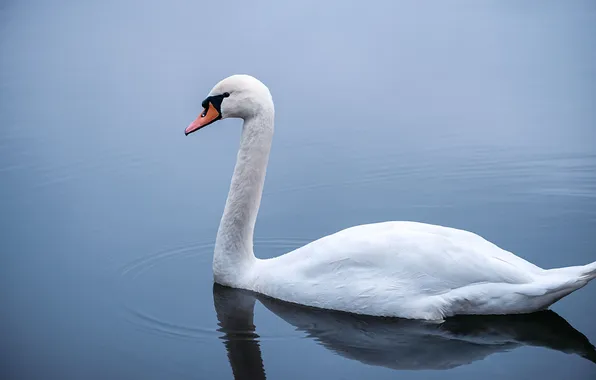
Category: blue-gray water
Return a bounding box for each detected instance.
[1,1,595,379]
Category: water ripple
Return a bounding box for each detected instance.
[117,237,312,342]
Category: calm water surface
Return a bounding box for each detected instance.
[1,1,596,379]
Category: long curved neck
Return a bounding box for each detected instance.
[213,107,274,285]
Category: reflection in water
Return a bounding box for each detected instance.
[214,284,266,380]
[214,284,595,378]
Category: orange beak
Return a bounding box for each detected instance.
[185,102,221,135]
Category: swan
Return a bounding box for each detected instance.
[185,74,596,320]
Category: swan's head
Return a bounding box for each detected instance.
[185,74,273,136]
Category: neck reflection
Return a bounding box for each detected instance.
[213,284,266,380]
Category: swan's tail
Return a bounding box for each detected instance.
[548,261,596,282]
[527,261,596,311]
[580,261,596,281]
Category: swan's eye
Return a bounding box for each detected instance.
[223,92,230,98]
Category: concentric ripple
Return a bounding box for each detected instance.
[117,237,312,341]
[120,240,216,281]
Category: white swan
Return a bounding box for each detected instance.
[185,74,596,320]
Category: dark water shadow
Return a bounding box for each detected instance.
[213,284,596,378]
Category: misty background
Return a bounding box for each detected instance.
[1,1,595,379]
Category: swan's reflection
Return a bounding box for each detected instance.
[214,284,266,380]
[213,284,595,378]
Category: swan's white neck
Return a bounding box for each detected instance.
[213,107,274,286]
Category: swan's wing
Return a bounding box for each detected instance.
[254,221,544,318]
[266,221,542,289]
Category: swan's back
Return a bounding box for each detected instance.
[251,222,553,319]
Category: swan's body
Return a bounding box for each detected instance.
[251,221,595,320]
[186,74,596,320]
